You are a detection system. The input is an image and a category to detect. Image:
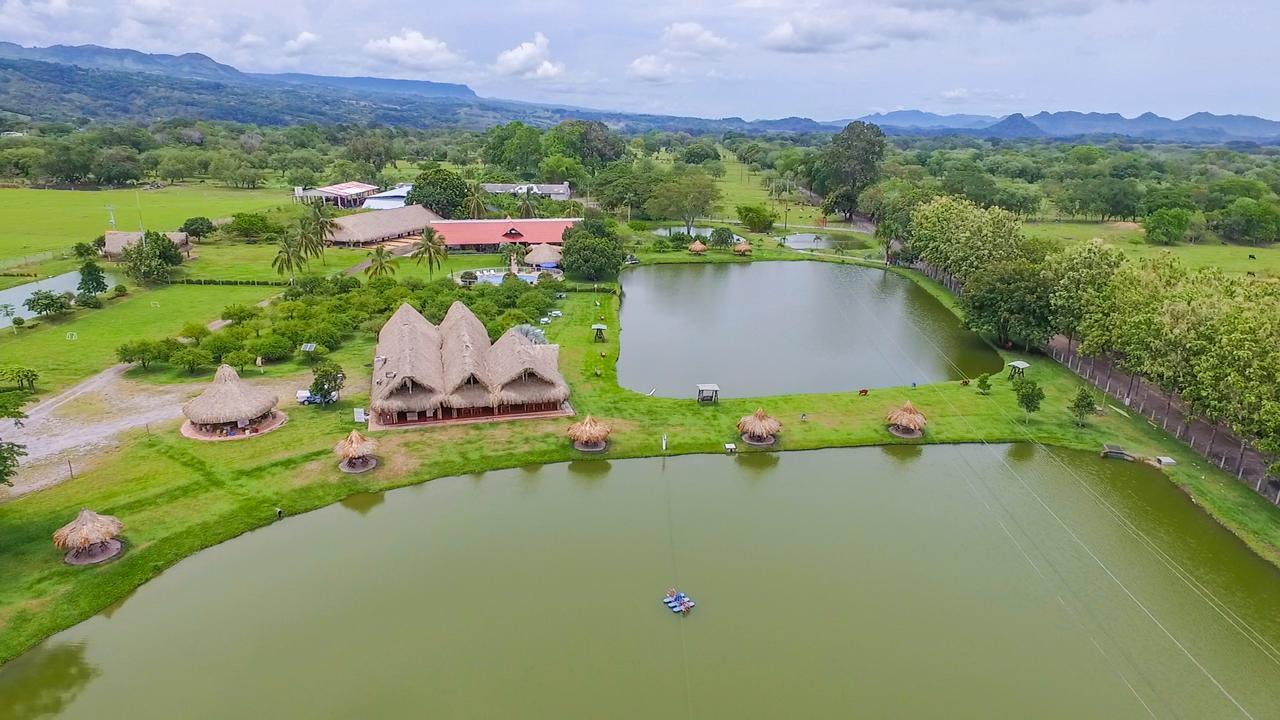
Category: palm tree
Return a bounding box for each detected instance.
[465,182,487,220]
[410,227,448,279]
[517,188,536,219]
[365,246,397,279]
[307,201,337,264]
[271,234,305,282]
[498,242,527,266]
[296,215,324,264]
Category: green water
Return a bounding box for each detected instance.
[3,445,1279,718]
[618,262,1002,398]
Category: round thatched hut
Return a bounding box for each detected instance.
[738,408,781,446]
[335,429,379,473]
[53,509,124,565]
[733,241,753,256]
[886,401,927,438]
[524,243,562,268]
[567,415,611,452]
[182,364,283,440]
[688,239,707,255]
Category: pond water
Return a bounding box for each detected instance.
[618,262,1001,398]
[0,270,119,328]
[3,445,1279,718]
[652,226,746,242]
[781,232,871,251]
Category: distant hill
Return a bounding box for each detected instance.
[250,73,474,100]
[856,110,997,129]
[871,109,1280,142]
[977,113,1047,139]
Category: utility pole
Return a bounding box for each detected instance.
[105,205,117,230]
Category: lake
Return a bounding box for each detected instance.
[0,270,119,328]
[618,262,1001,398]
[652,226,746,242]
[2,445,1278,718]
[780,232,871,251]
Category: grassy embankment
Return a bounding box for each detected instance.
[3,246,1280,665]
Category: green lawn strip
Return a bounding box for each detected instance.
[3,259,1280,666]
[0,284,277,395]
[173,241,369,282]
[1024,221,1280,277]
[0,186,289,261]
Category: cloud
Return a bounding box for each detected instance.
[236,32,267,48]
[493,32,564,79]
[364,29,463,70]
[762,18,847,53]
[627,54,675,83]
[660,22,730,56]
[283,31,320,55]
[763,8,941,53]
[940,87,1026,104]
[890,0,1127,22]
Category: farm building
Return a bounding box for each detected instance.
[430,218,579,251]
[481,182,572,201]
[293,181,380,208]
[361,183,414,210]
[329,205,443,246]
[102,230,190,258]
[370,302,570,426]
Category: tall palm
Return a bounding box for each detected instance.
[296,215,324,264]
[271,234,305,282]
[307,201,337,264]
[517,188,536,219]
[365,246,397,279]
[410,227,448,279]
[498,242,527,265]
[465,182,487,220]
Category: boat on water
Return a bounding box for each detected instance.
[662,589,696,614]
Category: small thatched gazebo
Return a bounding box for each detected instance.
[733,241,753,256]
[524,243,562,267]
[182,364,283,440]
[688,239,707,255]
[335,429,379,473]
[738,408,781,446]
[886,401,928,439]
[567,415,611,452]
[53,509,124,565]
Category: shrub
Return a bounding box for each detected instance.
[224,350,256,371]
[974,373,991,395]
[737,204,779,233]
[112,284,128,297]
[74,291,102,309]
[246,334,294,362]
[627,220,647,232]
[169,347,213,374]
[709,226,735,248]
[10,317,23,328]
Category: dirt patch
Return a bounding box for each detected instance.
[1108,221,1141,231]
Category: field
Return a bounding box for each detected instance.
[175,241,369,281]
[0,185,289,262]
[1025,221,1280,277]
[711,154,829,229]
[2,253,1280,665]
[0,284,277,394]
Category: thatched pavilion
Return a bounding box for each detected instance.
[182,364,283,440]
[567,415,611,452]
[733,241,753,256]
[524,243,563,267]
[334,429,379,473]
[53,509,124,565]
[886,401,928,439]
[738,408,781,446]
[688,239,707,255]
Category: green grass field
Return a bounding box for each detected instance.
[1025,221,1280,277]
[712,154,828,229]
[0,284,277,394]
[175,241,369,281]
[0,185,289,261]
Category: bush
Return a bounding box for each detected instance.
[11,317,24,328]
[737,204,779,233]
[709,226,735,248]
[626,220,647,232]
[224,350,256,371]
[459,270,477,284]
[112,284,128,297]
[170,347,213,374]
[74,291,102,309]
[974,373,991,395]
[246,334,294,362]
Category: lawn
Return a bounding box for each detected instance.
[3,253,1280,666]
[174,241,369,282]
[711,153,829,229]
[0,284,277,395]
[1025,221,1280,277]
[0,185,289,262]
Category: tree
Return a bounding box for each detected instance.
[974,373,991,395]
[271,234,306,281]
[179,321,211,343]
[562,230,624,281]
[464,181,488,219]
[1208,197,1280,245]
[736,204,778,233]
[644,169,721,236]
[1142,208,1193,245]
[1044,238,1126,351]
[224,350,256,371]
[1,365,39,391]
[1014,378,1046,423]
[220,304,261,326]
[406,167,468,218]
[77,261,108,296]
[812,121,886,198]
[539,154,586,185]
[120,231,183,283]
[517,189,537,219]
[410,227,448,279]
[365,246,397,279]
[962,260,1053,349]
[179,216,215,241]
[72,242,99,261]
[0,440,26,488]
[821,186,860,221]
[708,227,735,249]
[22,290,71,318]
[1069,386,1096,426]
[297,201,336,263]
[116,339,173,369]
[170,347,213,374]
[0,304,14,334]
[309,360,345,403]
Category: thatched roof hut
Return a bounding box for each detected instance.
[53,509,124,564]
[738,408,781,445]
[334,429,378,460]
[524,243,562,266]
[733,241,752,255]
[183,365,278,426]
[567,415,611,451]
[688,239,707,254]
[886,401,928,438]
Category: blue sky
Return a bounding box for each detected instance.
[3,0,1275,120]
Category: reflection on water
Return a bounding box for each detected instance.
[879,444,924,465]
[651,227,745,242]
[734,452,781,474]
[0,644,97,720]
[339,492,386,516]
[566,460,611,480]
[780,233,870,251]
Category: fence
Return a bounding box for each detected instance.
[0,252,56,271]
[1047,335,1279,505]
[163,278,290,287]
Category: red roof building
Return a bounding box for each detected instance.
[430,218,581,249]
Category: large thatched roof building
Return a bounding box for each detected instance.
[182,364,279,435]
[371,302,569,425]
[329,205,442,245]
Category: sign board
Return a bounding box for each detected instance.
[354,408,367,423]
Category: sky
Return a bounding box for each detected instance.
[3,0,1276,121]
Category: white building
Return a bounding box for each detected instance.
[360,183,415,210]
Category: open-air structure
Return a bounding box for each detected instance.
[688,239,708,255]
[181,365,284,440]
[733,241,753,256]
[738,408,781,446]
[567,415,611,452]
[886,401,928,439]
[335,429,379,473]
[53,509,124,565]
[524,243,563,268]
[370,302,570,427]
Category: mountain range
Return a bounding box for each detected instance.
[1,41,1278,142]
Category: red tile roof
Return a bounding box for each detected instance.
[430,218,580,247]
